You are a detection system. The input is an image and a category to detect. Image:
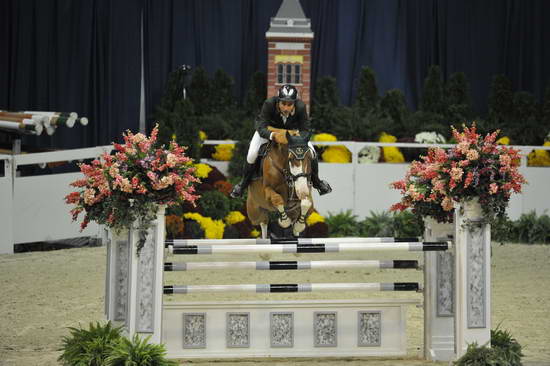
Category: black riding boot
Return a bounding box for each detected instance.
[311,157,332,195]
[230,162,257,198]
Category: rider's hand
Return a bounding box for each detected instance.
[273,132,288,144]
[288,129,300,136]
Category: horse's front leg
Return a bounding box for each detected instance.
[264,186,291,228]
[293,197,312,237]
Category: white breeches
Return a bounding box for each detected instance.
[247,131,316,164]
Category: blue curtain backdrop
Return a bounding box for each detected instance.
[2,0,549,148]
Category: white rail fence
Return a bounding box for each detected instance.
[0,141,549,254]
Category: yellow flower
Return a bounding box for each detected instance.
[527,141,550,167]
[312,133,337,142]
[171,133,177,141]
[224,211,246,225]
[321,146,351,163]
[250,229,260,238]
[199,130,208,141]
[194,163,212,178]
[379,132,405,163]
[306,212,325,226]
[212,144,235,161]
[496,136,510,145]
[184,212,225,239]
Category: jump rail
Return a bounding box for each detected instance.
[165,237,420,246]
[164,282,421,294]
[164,259,419,271]
[167,241,451,255]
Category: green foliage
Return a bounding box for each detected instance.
[188,66,212,116]
[403,110,447,139]
[421,65,445,115]
[356,108,395,141]
[313,76,340,107]
[184,220,205,238]
[359,211,394,237]
[445,72,472,124]
[244,71,267,116]
[326,210,361,237]
[509,91,541,145]
[454,326,524,366]
[356,66,380,114]
[210,69,235,113]
[491,325,524,366]
[58,321,123,366]
[157,98,201,160]
[488,74,514,126]
[199,190,231,220]
[543,82,550,132]
[380,89,409,134]
[513,211,550,244]
[392,210,424,238]
[105,334,177,366]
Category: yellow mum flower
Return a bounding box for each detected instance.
[379,132,405,163]
[224,211,246,225]
[250,229,260,238]
[199,130,208,141]
[312,133,337,142]
[527,141,550,166]
[321,146,351,163]
[183,212,225,239]
[194,163,212,178]
[212,144,235,161]
[306,212,325,226]
[171,133,177,141]
[496,136,510,145]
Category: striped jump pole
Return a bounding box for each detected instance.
[164,259,419,271]
[167,241,451,255]
[164,282,421,294]
[166,237,420,247]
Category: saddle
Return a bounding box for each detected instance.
[251,142,271,180]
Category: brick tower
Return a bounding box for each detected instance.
[266,0,314,109]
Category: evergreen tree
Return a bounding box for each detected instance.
[156,99,200,160]
[421,65,445,115]
[380,89,409,130]
[488,74,514,125]
[356,66,380,114]
[210,69,235,113]
[243,71,267,117]
[510,91,540,145]
[313,76,340,107]
[188,66,212,116]
[445,72,472,124]
[311,76,340,134]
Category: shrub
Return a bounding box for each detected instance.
[491,326,524,366]
[105,334,177,366]
[198,190,231,220]
[393,210,424,238]
[360,211,394,237]
[326,210,361,237]
[58,321,123,366]
[355,66,380,115]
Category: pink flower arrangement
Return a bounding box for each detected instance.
[390,124,526,223]
[66,124,200,231]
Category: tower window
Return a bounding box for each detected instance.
[276,63,302,84]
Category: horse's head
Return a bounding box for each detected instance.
[285,131,313,200]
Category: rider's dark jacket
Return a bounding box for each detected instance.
[255,96,311,140]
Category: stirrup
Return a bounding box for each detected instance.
[230,183,245,198]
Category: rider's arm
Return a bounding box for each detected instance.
[255,100,275,140]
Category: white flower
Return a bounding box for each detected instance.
[358,146,381,164]
[414,131,446,144]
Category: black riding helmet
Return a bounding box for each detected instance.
[277,84,298,103]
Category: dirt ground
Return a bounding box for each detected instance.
[0,243,549,366]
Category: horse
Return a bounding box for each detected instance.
[246,130,315,239]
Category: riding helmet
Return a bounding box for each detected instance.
[278,84,298,102]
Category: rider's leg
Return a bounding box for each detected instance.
[230,132,267,198]
[308,142,332,195]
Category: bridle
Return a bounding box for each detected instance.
[283,145,312,198]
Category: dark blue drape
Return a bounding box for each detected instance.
[2,0,549,148]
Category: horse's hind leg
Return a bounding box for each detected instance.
[260,222,268,239]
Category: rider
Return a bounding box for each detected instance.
[230,84,332,198]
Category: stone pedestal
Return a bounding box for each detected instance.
[105,206,166,343]
[454,199,491,358]
[424,217,455,361]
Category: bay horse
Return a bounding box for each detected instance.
[247,130,315,239]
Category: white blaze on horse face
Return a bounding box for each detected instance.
[290,160,309,200]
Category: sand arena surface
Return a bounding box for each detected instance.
[0,243,549,366]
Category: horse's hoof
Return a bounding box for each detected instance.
[278,219,291,228]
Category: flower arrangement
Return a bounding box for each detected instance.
[65,124,200,232]
[379,132,405,163]
[390,124,526,223]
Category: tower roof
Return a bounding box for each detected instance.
[266,0,313,38]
